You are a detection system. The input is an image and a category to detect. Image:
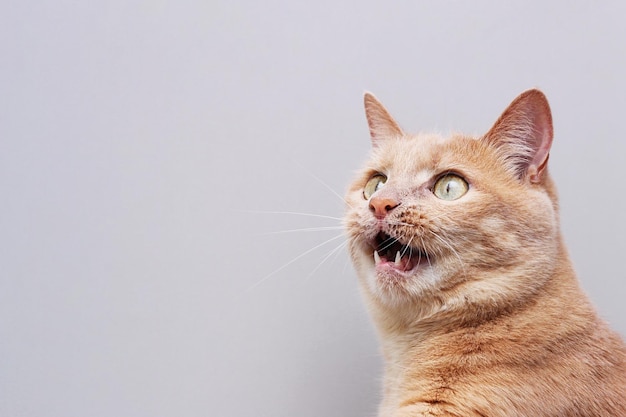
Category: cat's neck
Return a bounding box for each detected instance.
[370,240,604,416]
[368,236,592,363]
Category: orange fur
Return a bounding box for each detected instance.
[344,90,626,416]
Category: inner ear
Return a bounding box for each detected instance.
[483,89,554,183]
[364,92,404,146]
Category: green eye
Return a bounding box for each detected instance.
[363,174,387,200]
[433,174,469,201]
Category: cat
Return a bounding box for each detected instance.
[344,89,626,417]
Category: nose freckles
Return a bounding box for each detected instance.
[369,196,399,219]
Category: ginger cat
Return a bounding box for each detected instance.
[344,89,626,416]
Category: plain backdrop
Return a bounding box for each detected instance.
[1,1,625,417]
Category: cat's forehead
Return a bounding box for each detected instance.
[371,133,473,176]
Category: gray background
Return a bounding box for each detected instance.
[1,1,625,417]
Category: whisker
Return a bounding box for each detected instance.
[265,226,344,235]
[248,233,346,290]
[305,171,355,210]
[378,236,398,252]
[429,230,467,277]
[420,235,432,267]
[306,240,348,279]
[239,209,342,222]
[401,236,414,257]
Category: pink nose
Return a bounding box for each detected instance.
[369,196,399,219]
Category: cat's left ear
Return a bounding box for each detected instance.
[483,89,554,183]
[364,92,404,146]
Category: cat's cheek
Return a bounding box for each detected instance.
[349,253,378,296]
[348,243,380,289]
[364,270,380,298]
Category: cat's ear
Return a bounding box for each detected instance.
[364,92,404,146]
[483,89,554,183]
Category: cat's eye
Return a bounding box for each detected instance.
[363,174,387,200]
[433,174,469,201]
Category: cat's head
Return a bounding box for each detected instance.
[344,89,561,322]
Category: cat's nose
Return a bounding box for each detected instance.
[369,197,399,219]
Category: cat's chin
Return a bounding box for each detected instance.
[364,257,441,308]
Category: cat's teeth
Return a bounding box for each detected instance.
[374,250,381,265]
[395,251,402,266]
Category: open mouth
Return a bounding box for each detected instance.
[371,232,430,272]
